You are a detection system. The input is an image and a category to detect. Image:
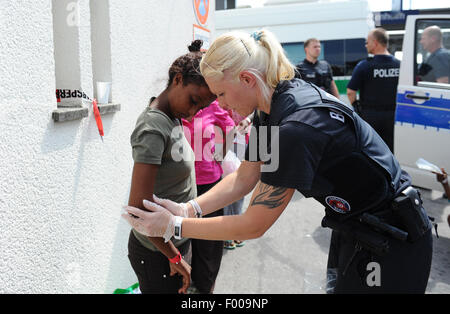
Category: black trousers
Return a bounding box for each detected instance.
[127,180,224,294]
[191,179,224,293]
[359,108,395,153]
[127,231,191,294]
[327,224,432,294]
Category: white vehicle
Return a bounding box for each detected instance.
[215,0,374,101]
[395,15,450,191]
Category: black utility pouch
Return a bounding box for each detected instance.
[352,100,362,115]
[391,187,431,243]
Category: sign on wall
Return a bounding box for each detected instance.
[193,24,211,50]
[193,0,209,27]
[193,0,210,50]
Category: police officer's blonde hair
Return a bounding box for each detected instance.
[200,29,295,103]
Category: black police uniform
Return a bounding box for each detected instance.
[295,59,335,95]
[246,78,433,293]
[347,55,400,152]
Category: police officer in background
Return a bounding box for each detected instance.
[347,28,400,153]
[295,38,340,99]
[419,25,450,84]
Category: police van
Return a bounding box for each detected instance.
[395,15,450,191]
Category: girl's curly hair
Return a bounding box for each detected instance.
[167,40,206,87]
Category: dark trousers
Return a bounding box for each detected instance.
[359,108,395,153]
[327,225,432,293]
[127,231,191,294]
[191,179,224,293]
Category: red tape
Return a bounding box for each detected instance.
[92,98,104,138]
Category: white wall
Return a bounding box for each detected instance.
[0,0,214,293]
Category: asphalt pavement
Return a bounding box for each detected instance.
[214,188,450,294]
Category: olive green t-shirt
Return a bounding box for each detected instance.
[130,107,196,251]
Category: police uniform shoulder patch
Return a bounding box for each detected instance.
[329,110,345,123]
[325,196,351,214]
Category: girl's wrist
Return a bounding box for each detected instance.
[188,199,202,218]
[168,251,182,264]
[185,202,197,218]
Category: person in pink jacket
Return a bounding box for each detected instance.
[182,100,235,293]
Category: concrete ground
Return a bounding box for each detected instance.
[214,188,450,294]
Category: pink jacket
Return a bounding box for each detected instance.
[182,101,236,185]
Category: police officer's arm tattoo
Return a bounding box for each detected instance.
[251,182,289,209]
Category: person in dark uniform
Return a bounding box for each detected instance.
[347,28,400,153]
[295,38,340,99]
[123,30,433,294]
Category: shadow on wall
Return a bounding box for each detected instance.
[105,204,137,293]
[40,111,115,202]
[39,111,133,293]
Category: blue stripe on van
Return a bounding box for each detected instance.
[395,91,450,130]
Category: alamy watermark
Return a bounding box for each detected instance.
[65,1,90,28]
[65,262,81,290]
[366,262,381,287]
[170,121,280,173]
[66,1,80,27]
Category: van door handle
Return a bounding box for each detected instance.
[405,94,430,100]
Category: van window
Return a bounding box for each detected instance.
[281,38,366,76]
[415,19,450,87]
[343,38,367,76]
[282,42,307,66]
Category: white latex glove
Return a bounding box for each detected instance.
[213,150,223,163]
[122,200,178,242]
[153,195,192,218]
[237,117,251,135]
